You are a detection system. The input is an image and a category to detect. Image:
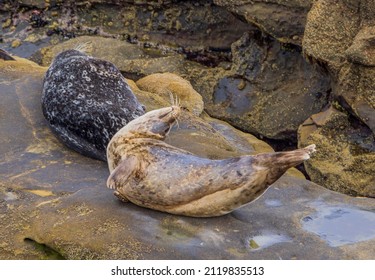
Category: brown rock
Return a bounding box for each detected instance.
[298,106,375,197]
[37,36,146,68]
[345,26,375,66]
[136,73,204,116]
[19,1,249,52]
[337,64,375,134]
[126,79,168,112]
[214,0,313,45]
[301,0,375,162]
[303,0,360,73]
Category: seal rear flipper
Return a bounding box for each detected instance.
[255,144,316,185]
[48,124,107,161]
[107,155,138,190]
[255,144,316,169]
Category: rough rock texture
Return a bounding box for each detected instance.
[39,35,331,142]
[76,0,250,51]
[298,107,375,197]
[301,0,375,195]
[42,49,145,161]
[303,0,360,73]
[2,57,375,259]
[36,36,148,69]
[1,0,250,54]
[303,0,375,133]
[202,32,331,140]
[345,26,375,67]
[337,64,375,134]
[136,73,204,116]
[34,36,189,80]
[213,0,313,45]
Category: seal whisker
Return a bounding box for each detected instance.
[174,116,180,130]
[167,90,174,106]
[74,41,92,54]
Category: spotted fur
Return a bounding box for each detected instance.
[41,49,145,161]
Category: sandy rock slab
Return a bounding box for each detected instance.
[1,57,375,260]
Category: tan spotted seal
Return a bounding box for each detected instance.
[106,105,316,217]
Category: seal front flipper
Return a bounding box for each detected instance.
[114,191,130,203]
[106,156,139,201]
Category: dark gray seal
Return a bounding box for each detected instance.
[42,48,145,161]
[107,105,316,217]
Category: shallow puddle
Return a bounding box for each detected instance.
[264,199,283,207]
[302,204,375,247]
[248,233,291,250]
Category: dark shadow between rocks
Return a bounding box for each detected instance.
[24,238,66,260]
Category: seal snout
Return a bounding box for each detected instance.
[158,105,181,123]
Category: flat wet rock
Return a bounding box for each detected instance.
[1,57,374,259]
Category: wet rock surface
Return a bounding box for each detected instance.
[203,32,331,140]
[1,56,375,260]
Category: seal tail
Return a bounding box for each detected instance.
[253,144,316,184]
[256,144,316,168]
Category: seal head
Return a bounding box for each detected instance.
[116,105,181,140]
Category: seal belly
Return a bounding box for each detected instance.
[117,147,267,215]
